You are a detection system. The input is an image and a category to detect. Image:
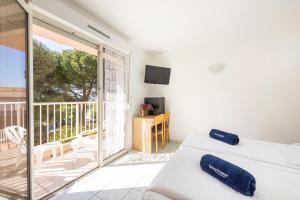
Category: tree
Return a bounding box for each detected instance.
[33,39,57,102]
[33,40,97,145]
[33,39,97,102]
[55,49,97,102]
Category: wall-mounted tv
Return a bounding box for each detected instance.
[144,65,171,85]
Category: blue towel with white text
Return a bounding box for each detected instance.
[209,129,239,145]
[200,154,256,196]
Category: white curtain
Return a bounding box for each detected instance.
[102,47,127,159]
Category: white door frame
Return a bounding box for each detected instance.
[99,46,129,166]
[15,0,34,199]
[97,45,128,167]
[97,45,104,166]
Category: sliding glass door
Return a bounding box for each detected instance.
[102,46,128,159]
[0,0,29,199]
[32,21,99,199]
[31,19,129,198]
[0,3,129,197]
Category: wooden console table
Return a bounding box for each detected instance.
[133,114,171,154]
[133,116,155,153]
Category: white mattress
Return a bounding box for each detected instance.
[143,147,300,200]
[181,134,300,169]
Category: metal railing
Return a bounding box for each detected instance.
[0,101,97,146]
[33,101,97,145]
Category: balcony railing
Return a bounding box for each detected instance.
[0,102,27,144]
[0,101,97,147]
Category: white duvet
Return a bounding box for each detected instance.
[142,191,172,200]
[181,134,300,169]
[144,147,300,200]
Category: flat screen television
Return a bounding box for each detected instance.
[144,65,171,85]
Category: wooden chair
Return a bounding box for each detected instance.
[152,114,165,153]
[164,112,170,143]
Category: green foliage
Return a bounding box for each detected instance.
[56,50,97,101]
[33,39,98,145]
[33,40,57,102]
[33,104,97,145]
[48,124,97,144]
[33,39,97,102]
[34,124,97,146]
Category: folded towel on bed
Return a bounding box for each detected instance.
[200,154,256,196]
[209,129,239,145]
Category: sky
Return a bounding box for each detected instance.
[0,45,26,88]
[0,35,72,88]
[33,34,71,52]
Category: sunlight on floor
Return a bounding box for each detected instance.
[51,142,180,200]
[34,147,98,199]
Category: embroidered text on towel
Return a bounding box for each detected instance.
[214,133,225,138]
[209,164,228,179]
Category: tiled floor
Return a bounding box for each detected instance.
[50,142,180,200]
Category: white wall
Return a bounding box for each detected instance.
[126,47,152,148]
[32,0,131,53]
[31,0,151,150]
[149,40,300,144]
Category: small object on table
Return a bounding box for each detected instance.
[139,103,153,117]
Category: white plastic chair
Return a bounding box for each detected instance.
[3,126,27,172]
[70,128,98,162]
[4,126,64,171]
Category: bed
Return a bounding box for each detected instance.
[143,135,300,200]
[181,134,300,169]
[142,190,172,200]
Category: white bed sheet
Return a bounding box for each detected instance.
[142,190,173,200]
[144,147,300,200]
[181,134,300,169]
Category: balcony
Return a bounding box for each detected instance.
[1,3,128,198]
[0,101,99,199]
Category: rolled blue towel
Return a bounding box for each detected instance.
[209,129,239,145]
[200,154,256,196]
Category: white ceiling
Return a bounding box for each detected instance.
[67,0,300,52]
